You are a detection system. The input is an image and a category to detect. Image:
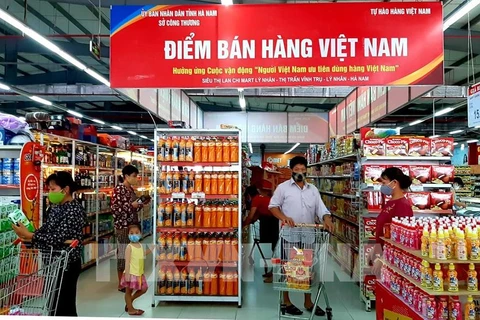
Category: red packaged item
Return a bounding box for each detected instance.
[363,138,385,156]
[363,275,376,299]
[363,217,376,240]
[431,137,454,157]
[431,165,455,184]
[406,192,430,210]
[394,165,410,176]
[409,165,432,185]
[365,191,383,210]
[408,137,431,157]
[430,192,453,210]
[385,137,409,156]
[364,165,386,184]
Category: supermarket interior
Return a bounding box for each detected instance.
[1,0,480,319]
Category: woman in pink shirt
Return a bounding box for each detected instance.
[371,167,413,275]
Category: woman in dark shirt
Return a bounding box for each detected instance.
[111,165,148,292]
[12,171,86,316]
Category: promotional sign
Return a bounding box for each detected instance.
[337,101,346,136]
[111,3,444,88]
[265,153,304,167]
[328,107,337,137]
[387,87,409,113]
[139,88,157,114]
[468,82,480,128]
[287,113,328,143]
[171,89,182,121]
[247,112,288,143]
[158,89,171,120]
[356,87,370,129]
[20,142,43,229]
[370,87,388,123]
[346,91,357,134]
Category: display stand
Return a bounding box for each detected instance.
[152,129,242,307]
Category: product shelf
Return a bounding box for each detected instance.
[364,209,453,216]
[158,194,238,200]
[156,260,238,268]
[160,161,238,167]
[81,259,97,270]
[308,174,352,179]
[381,237,480,264]
[332,233,359,252]
[157,227,237,233]
[375,282,420,318]
[308,154,358,166]
[98,250,116,262]
[361,156,451,163]
[155,296,239,303]
[0,185,19,189]
[330,212,359,227]
[319,190,358,200]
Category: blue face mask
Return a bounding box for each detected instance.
[129,234,141,243]
[380,181,395,196]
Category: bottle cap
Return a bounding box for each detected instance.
[469,263,475,270]
[449,263,455,270]
[435,263,441,270]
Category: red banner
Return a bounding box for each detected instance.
[387,87,409,113]
[370,87,388,123]
[346,91,357,134]
[328,107,337,137]
[337,101,346,136]
[356,87,370,129]
[111,3,444,88]
[20,142,43,229]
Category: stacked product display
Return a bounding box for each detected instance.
[379,215,480,320]
[454,166,474,198]
[153,129,242,306]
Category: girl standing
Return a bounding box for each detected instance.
[121,224,150,316]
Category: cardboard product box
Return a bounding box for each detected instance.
[408,137,431,156]
[363,165,387,185]
[431,165,455,184]
[431,138,454,157]
[385,137,409,156]
[363,217,377,240]
[363,138,385,156]
[409,165,432,185]
[406,192,431,210]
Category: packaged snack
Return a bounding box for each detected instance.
[365,191,383,210]
[363,217,376,240]
[385,137,409,156]
[431,138,454,157]
[408,138,431,157]
[431,165,455,184]
[409,165,432,185]
[406,192,431,210]
[430,192,453,210]
[394,165,410,176]
[363,138,385,156]
[8,209,35,232]
[364,275,376,299]
[363,165,386,184]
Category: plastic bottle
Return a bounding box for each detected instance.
[222,138,230,162]
[203,202,212,228]
[429,228,437,259]
[209,233,217,261]
[194,234,203,261]
[181,170,188,194]
[201,138,209,162]
[196,268,204,295]
[219,271,226,296]
[216,203,225,228]
[188,170,195,194]
[203,270,211,295]
[437,229,447,260]
[224,234,232,261]
[179,137,186,162]
[172,136,179,162]
[187,234,195,261]
[232,205,239,228]
[165,137,172,161]
[215,139,223,163]
[233,271,238,296]
[188,269,196,295]
[456,231,468,261]
[210,204,217,228]
[232,171,239,195]
[470,228,480,260]
[230,137,239,162]
[437,297,448,320]
[160,170,167,194]
[432,263,444,292]
[194,204,203,227]
[158,136,166,162]
[226,272,234,296]
[465,295,475,320]
[173,170,181,193]
[203,171,211,195]
[210,271,218,295]
[447,263,459,292]
[193,138,202,162]
[180,269,188,295]
[466,226,473,259]
[173,268,181,294]
[173,234,181,261]
[166,171,173,194]
[422,260,433,289]
[174,201,182,227]
[467,263,478,292]
[165,267,173,295]
[445,227,453,259]
[225,171,233,195]
[208,139,216,162]
[166,233,174,260]
[157,202,165,227]
[187,202,195,227]
[217,234,224,262]
[165,202,173,227]
[224,204,232,228]
[231,237,238,262]
[218,171,225,195]
[449,296,462,320]
[194,171,203,193]
[211,171,218,195]
[186,137,194,162]
[180,233,187,262]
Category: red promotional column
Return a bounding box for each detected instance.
[468,143,478,165]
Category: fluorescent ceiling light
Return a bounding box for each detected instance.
[467,139,479,143]
[91,118,105,125]
[453,142,459,146]
[0,83,10,90]
[150,139,155,142]
[111,126,122,130]
[430,135,440,138]
[434,107,454,117]
[67,110,83,118]
[449,129,464,134]
[248,142,253,154]
[127,131,137,136]
[239,97,246,109]
[443,0,480,31]
[221,0,233,5]
[284,143,300,155]
[409,119,424,126]
[140,135,148,139]
[85,68,110,86]
[29,95,52,106]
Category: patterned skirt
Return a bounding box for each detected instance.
[120,274,148,291]
[115,228,129,271]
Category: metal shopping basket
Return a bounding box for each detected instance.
[0,241,78,316]
[272,224,332,320]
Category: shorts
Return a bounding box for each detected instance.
[259,215,279,251]
[120,274,148,291]
[115,228,129,271]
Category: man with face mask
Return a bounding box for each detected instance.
[268,156,333,316]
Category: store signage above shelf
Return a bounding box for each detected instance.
[468,82,480,128]
[110,2,443,88]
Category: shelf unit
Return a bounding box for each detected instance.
[0,145,22,199]
[152,129,242,307]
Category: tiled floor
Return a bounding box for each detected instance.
[77,241,375,319]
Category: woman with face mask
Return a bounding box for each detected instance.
[371,167,413,275]
[111,165,149,292]
[12,171,86,316]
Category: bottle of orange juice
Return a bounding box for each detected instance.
[203,203,212,228]
[158,135,166,162]
[465,295,475,320]
[231,236,238,261]
[224,204,232,228]
[224,234,232,261]
[215,139,223,162]
[173,170,181,193]
[201,138,209,162]
[179,137,186,162]
[232,204,238,228]
[204,171,211,195]
[217,234,224,262]
[216,203,225,228]
[233,272,238,296]
[186,137,194,162]
[209,234,217,261]
[218,171,225,195]
[187,202,195,227]
[448,263,459,292]
[165,136,172,161]
[172,137,180,162]
[222,138,230,162]
[194,138,202,162]
[226,272,234,296]
[211,203,217,228]
[230,137,239,162]
[208,139,216,162]
[211,171,218,195]
[196,268,204,295]
[157,202,165,227]
[194,171,203,193]
[194,203,203,227]
[194,234,203,261]
[165,202,173,227]
[160,169,167,194]
[210,271,218,295]
[188,170,195,194]
[232,171,238,195]
[219,271,226,296]
[225,171,232,195]
[166,171,173,194]
[174,201,182,227]
[203,270,211,295]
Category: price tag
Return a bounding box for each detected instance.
[468,82,480,128]
[172,192,185,199]
[410,185,424,192]
[191,192,206,199]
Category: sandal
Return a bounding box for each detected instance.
[306,305,326,316]
[285,304,303,316]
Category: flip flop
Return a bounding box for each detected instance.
[306,306,326,316]
[128,310,144,316]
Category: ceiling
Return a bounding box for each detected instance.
[0,0,479,146]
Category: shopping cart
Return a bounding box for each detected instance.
[272,224,332,320]
[247,220,270,276]
[0,241,78,316]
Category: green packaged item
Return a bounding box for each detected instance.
[8,209,35,232]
